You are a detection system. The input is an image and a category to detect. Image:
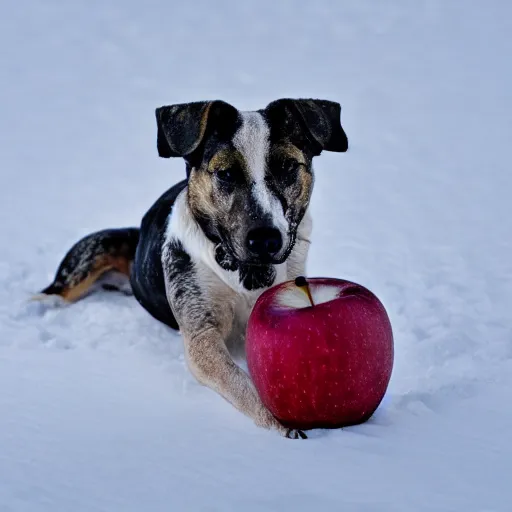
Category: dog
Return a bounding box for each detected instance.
[39,98,348,438]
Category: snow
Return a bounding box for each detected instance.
[1,0,512,510]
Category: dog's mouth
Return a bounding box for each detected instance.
[213,243,277,290]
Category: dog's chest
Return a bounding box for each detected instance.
[225,288,263,357]
[233,292,257,331]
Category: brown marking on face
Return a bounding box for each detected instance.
[187,167,217,219]
[189,148,250,245]
[269,142,313,217]
[207,148,245,174]
[296,166,313,207]
[270,143,307,166]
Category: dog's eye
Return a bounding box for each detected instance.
[281,159,300,175]
[215,168,237,184]
[272,159,300,187]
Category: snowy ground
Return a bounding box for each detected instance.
[1,1,512,510]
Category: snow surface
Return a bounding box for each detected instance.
[1,0,512,510]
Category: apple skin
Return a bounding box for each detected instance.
[246,278,393,430]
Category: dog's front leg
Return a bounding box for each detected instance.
[163,242,304,438]
[184,327,304,437]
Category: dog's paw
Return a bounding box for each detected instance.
[254,405,307,439]
[285,428,308,440]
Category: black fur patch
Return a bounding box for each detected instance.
[156,101,240,160]
[163,239,216,331]
[263,99,348,155]
[214,244,239,272]
[130,181,188,330]
[165,239,192,273]
[238,264,276,291]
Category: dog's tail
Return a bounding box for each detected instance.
[34,227,140,303]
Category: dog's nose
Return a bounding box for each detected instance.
[246,227,283,258]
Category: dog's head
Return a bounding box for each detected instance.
[156,98,348,270]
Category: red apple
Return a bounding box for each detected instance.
[246,277,393,430]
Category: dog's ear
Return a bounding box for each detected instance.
[155,100,238,158]
[265,99,348,155]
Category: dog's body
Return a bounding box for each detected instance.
[40,99,347,438]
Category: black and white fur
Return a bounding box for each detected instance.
[39,98,348,438]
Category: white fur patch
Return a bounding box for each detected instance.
[233,112,269,184]
[233,112,288,234]
[165,189,215,268]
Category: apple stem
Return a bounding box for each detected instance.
[294,276,315,307]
